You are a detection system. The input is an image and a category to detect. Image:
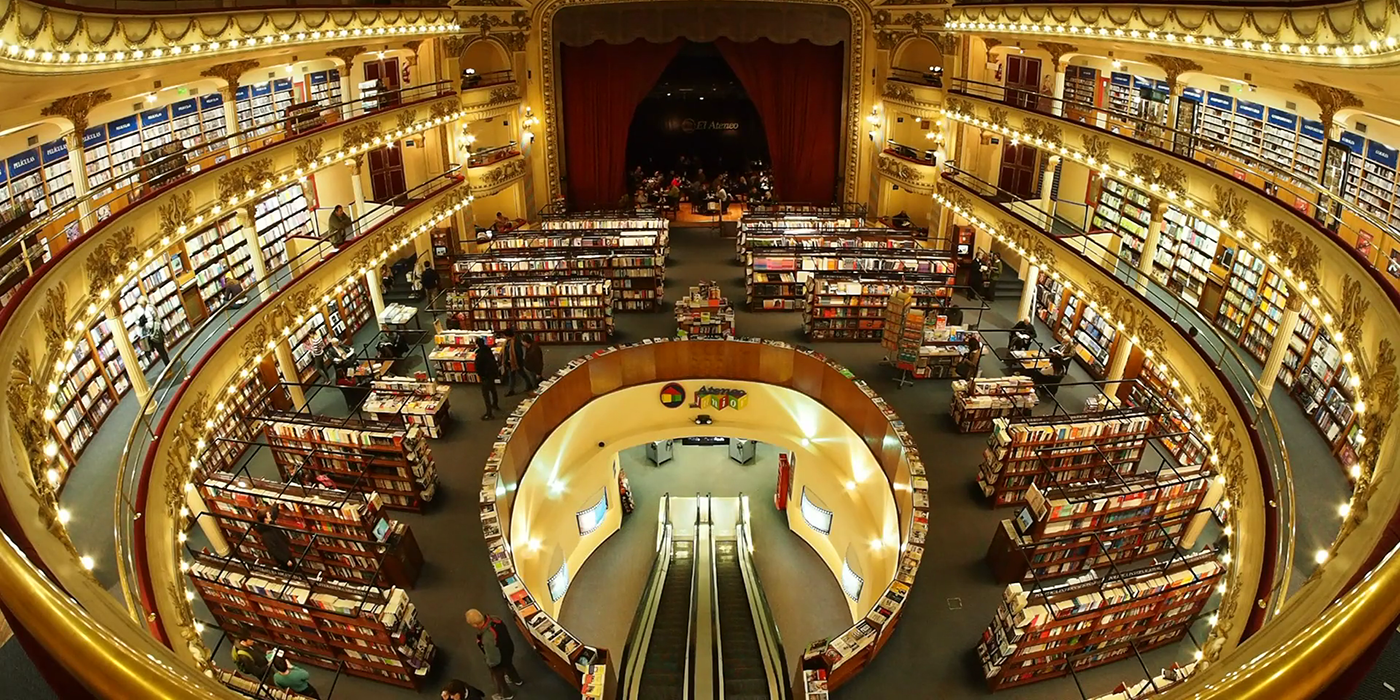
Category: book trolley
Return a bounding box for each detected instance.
[976,549,1223,691]
[262,412,440,512]
[361,377,452,438]
[803,268,955,342]
[444,279,615,344]
[950,376,1039,432]
[984,462,1215,583]
[674,281,735,339]
[188,551,436,689]
[197,473,424,589]
[975,409,1153,507]
[427,329,502,383]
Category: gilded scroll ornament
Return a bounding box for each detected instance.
[1263,220,1320,292]
[1356,339,1398,472]
[199,59,262,89]
[498,31,529,52]
[38,281,70,351]
[431,100,459,121]
[158,190,196,237]
[877,155,923,184]
[294,138,324,172]
[325,46,367,67]
[1020,117,1063,147]
[1037,41,1078,71]
[987,106,1009,129]
[883,82,915,101]
[479,159,528,188]
[1129,153,1187,196]
[40,90,111,134]
[1142,54,1203,90]
[1338,275,1370,351]
[1213,185,1249,231]
[1080,134,1111,162]
[1293,81,1363,133]
[340,121,383,153]
[396,109,418,132]
[238,322,272,368]
[488,85,520,104]
[944,97,973,116]
[85,227,137,298]
[895,12,941,33]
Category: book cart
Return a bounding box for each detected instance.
[880,289,925,386]
[361,377,453,438]
[675,281,735,339]
[975,407,1154,507]
[187,551,437,689]
[803,267,956,342]
[976,549,1222,691]
[486,228,667,311]
[197,471,424,589]
[951,376,1039,432]
[262,410,440,513]
[443,277,616,344]
[427,328,503,383]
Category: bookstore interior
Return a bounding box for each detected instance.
[0,4,1398,700]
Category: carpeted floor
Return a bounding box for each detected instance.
[9,225,1357,700]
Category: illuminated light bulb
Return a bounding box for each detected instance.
[177,532,188,543]
[1216,583,1227,593]
[179,560,190,572]
[1222,552,1232,564]
[1223,525,1233,536]
[1351,464,1363,479]
[46,469,60,484]
[1340,502,1352,517]
[1209,614,1218,626]
[194,621,205,633]
[1315,550,1329,564]
[43,441,58,457]
[185,589,195,601]
[870,538,884,550]
[42,408,55,421]
[1194,651,1204,661]
[57,509,71,524]
[1388,37,1398,48]
[844,480,856,491]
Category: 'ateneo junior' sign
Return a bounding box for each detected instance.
[690,386,748,410]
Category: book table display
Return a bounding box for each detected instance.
[951,376,1038,432]
[198,474,424,588]
[362,377,452,438]
[977,550,1222,690]
[428,329,502,383]
[976,411,1152,507]
[912,324,980,380]
[189,552,436,689]
[475,338,931,695]
[742,233,946,312]
[675,281,735,339]
[984,467,1214,583]
[263,413,440,512]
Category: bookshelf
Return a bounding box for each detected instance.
[985,468,1211,583]
[745,237,947,312]
[288,311,329,380]
[6,148,45,217]
[976,550,1222,690]
[89,317,131,396]
[1094,178,1152,268]
[913,325,980,379]
[1161,207,1220,308]
[199,474,423,588]
[253,184,312,271]
[1215,248,1264,340]
[139,257,192,342]
[1063,66,1098,123]
[1072,304,1117,377]
[803,269,955,342]
[1279,307,1318,389]
[880,290,925,377]
[307,69,344,108]
[1035,273,1066,326]
[199,363,290,477]
[675,281,735,339]
[39,139,75,211]
[200,93,229,153]
[448,279,615,344]
[184,214,255,311]
[328,278,373,337]
[975,411,1152,506]
[1123,359,1208,468]
[50,327,118,466]
[486,228,667,311]
[188,552,436,689]
[264,414,440,512]
[1240,269,1288,362]
[950,376,1038,433]
[362,378,453,438]
[428,330,501,383]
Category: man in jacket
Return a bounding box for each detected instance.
[522,333,544,386]
[327,204,353,248]
[466,609,524,700]
[230,637,269,680]
[475,336,501,420]
[502,330,537,396]
[253,507,297,572]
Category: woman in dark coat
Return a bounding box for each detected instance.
[476,336,501,420]
[522,333,544,384]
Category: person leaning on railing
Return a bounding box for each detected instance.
[327,204,353,249]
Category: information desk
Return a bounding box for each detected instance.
[477,338,931,694]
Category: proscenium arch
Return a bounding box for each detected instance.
[533,0,872,205]
[508,380,900,621]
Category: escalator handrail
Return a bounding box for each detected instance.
[737,496,789,697]
[684,493,705,700]
[620,494,675,699]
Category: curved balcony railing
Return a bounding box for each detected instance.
[0,79,455,312]
[113,167,465,642]
[941,163,1299,615]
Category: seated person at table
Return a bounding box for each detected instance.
[493,212,516,233]
[327,338,356,369]
[1009,318,1037,351]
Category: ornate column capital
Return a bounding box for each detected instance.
[40,89,110,134]
[200,59,261,88]
[1037,42,1078,72]
[1143,54,1203,91]
[325,45,366,67]
[1294,81,1364,134]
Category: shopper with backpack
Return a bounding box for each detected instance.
[466,609,524,700]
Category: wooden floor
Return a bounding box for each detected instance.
[670,202,749,224]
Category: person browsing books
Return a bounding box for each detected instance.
[269,655,320,698]
[466,609,524,700]
[475,336,501,420]
[501,330,537,396]
[522,333,544,386]
[253,507,297,572]
[230,636,270,680]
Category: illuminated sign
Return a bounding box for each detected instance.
[689,386,748,411]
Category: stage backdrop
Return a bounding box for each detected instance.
[560,39,843,206]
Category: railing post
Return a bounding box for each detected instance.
[1255,294,1303,407]
[104,302,151,407]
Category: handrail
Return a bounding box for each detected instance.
[736,494,788,698]
[620,519,674,699]
[0,79,456,311]
[113,167,465,628]
[459,69,515,90]
[467,142,522,168]
[686,492,701,700]
[939,164,1297,618]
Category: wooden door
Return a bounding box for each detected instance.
[998,143,1040,200]
[367,146,408,203]
[364,58,403,108]
[1004,55,1043,112]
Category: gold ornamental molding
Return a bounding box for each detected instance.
[875,154,932,193]
[1037,41,1077,71]
[1143,54,1202,91]
[324,45,366,67]
[1293,81,1364,132]
[40,89,110,133]
[83,226,137,298]
[199,59,261,88]
[0,1,462,74]
[944,1,1400,67]
[536,0,870,205]
[470,157,528,197]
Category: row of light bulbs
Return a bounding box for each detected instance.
[39,105,471,496]
[944,20,1400,59]
[0,22,460,67]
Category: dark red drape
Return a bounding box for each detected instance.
[716,38,845,204]
[561,40,683,208]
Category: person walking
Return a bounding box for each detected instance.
[475,336,501,420]
[230,637,270,680]
[421,261,440,298]
[442,679,489,700]
[308,332,327,377]
[327,204,353,248]
[269,655,320,698]
[143,318,170,368]
[503,330,536,396]
[522,333,544,387]
[253,507,297,572]
[466,609,524,700]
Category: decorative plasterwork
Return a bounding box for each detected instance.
[1037,41,1076,71]
[214,158,274,202]
[883,82,914,101]
[1294,81,1364,132]
[84,226,137,297]
[1127,153,1187,197]
[293,138,325,172]
[324,45,366,66]
[876,154,931,192]
[1213,185,1249,232]
[538,0,868,204]
[1020,117,1062,147]
[471,157,528,196]
[40,89,109,133]
[943,4,1400,66]
[0,2,462,73]
[1338,275,1371,352]
[199,59,261,88]
[1142,54,1202,90]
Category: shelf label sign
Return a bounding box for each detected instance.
[82,125,107,149]
[273,78,293,92]
[310,71,329,86]
[1300,119,1326,142]
[1235,99,1265,121]
[1266,107,1298,130]
[6,148,40,177]
[1180,87,1204,104]
[234,86,250,100]
[1110,72,1132,87]
[690,386,749,411]
[40,139,67,164]
[1339,130,1365,154]
[1205,92,1233,111]
[1367,140,1398,169]
[140,107,169,128]
[199,93,224,110]
[109,115,139,138]
[659,382,686,408]
[171,98,198,118]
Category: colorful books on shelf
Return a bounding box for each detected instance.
[880,290,925,371]
[448,279,615,344]
[675,281,735,339]
[428,330,501,383]
[263,413,439,512]
[975,411,1152,506]
[950,376,1038,433]
[362,377,452,438]
[803,271,954,342]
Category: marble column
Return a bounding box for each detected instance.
[65,132,94,233]
[272,337,309,410]
[1255,294,1303,407]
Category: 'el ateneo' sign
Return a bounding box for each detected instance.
[680,118,740,133]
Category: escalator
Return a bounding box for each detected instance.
[714,538,768,699]
[637,538,695,700]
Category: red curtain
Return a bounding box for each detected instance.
[561,40,683,208]
[716,39,844,204]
